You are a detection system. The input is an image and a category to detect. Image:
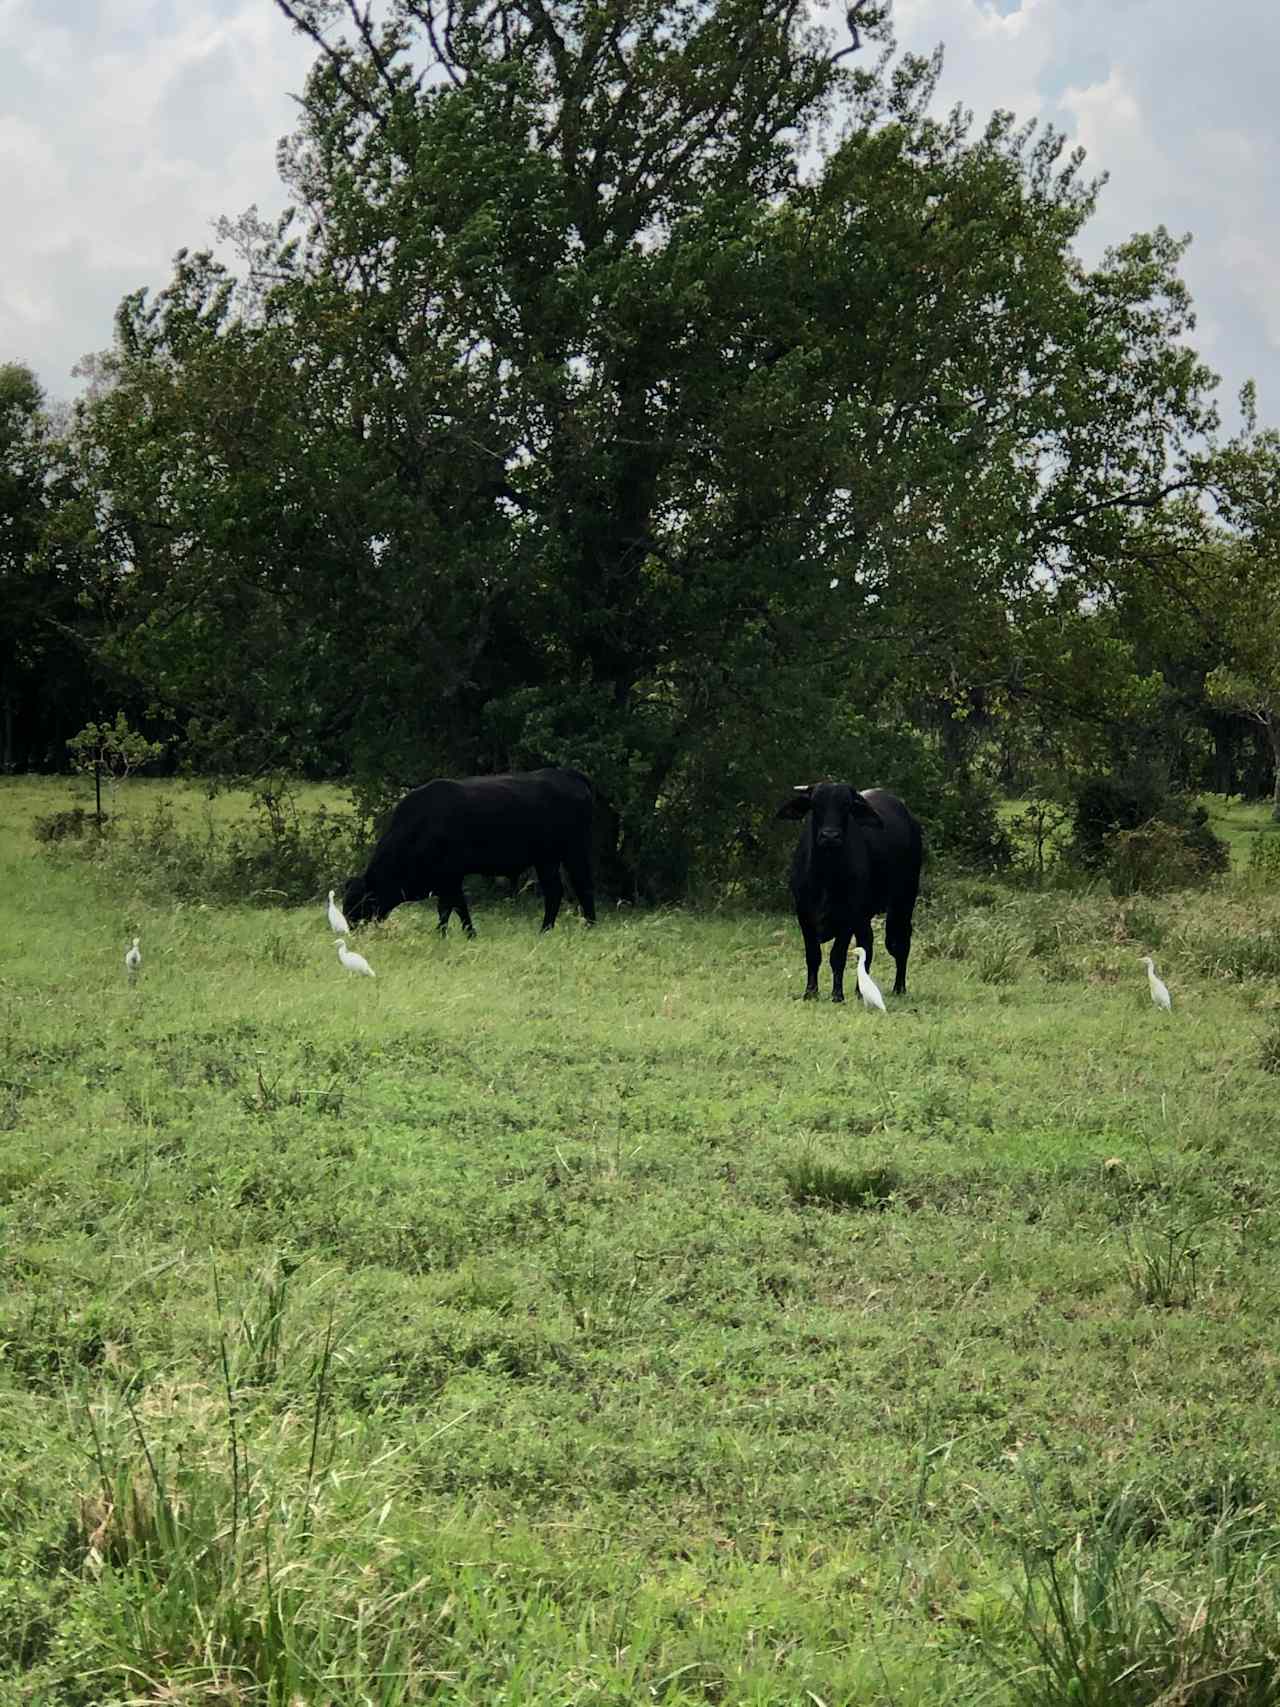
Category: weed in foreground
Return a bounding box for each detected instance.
[783,1157,900,1210]
[976,1502,1280,1707]
[1122,1221,1203,1309]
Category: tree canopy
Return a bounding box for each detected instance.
[9,0,1250,887]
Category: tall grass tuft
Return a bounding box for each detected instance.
[70,1282,438,1705]
[974,923,1024,984]
[979,1501,1280,1706]
[1123,1221,1202,1309]
[783,1157,900,1210]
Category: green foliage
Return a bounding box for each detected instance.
[40,782,367,908]
[1256,1019,1280,1076]
[31,805,104,844]
[1106,817,1230,896]
[53,0,1225,895]
[67,712,167,802]
[1071,765,1230,894]
[1,362,107,769]
[974,922,1026,984]
[1071,766,1176,869]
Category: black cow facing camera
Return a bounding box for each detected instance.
[776,782,922,1002]
[344,767,596,937]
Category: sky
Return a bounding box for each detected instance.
[2,0,1277,433]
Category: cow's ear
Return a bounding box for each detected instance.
[775,786,814,821]
[849,792,881,826]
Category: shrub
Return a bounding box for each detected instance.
[1007,798,1072,885]
[1071,765,1229,894]
[1106,818,1229,896]
[1071,766,1171,871]
[31,806,106,844]
[40,787,369,910]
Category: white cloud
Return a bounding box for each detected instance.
[3,0,1280,435]
[889,0,1280,423]
[0,0,313,396]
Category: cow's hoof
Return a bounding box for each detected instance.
[802,988,819,1001]
[832,993,845,1004]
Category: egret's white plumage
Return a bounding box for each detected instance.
[854,946,886,1012]
[125,937,141,976]
[1140,955,1172,1011]
[336,938,375,978]
[327,888,350,935]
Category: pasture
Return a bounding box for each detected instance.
[4,778,1280,1704]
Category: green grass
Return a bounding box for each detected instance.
[1203,794,1280,867]
[19,772,357,837]
[6,778,1280,1703]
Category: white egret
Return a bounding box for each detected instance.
[336,938,375,978]
[125,937,141,977]
[1140,955,1172,1011]
[327,888,350,936]
[854,946,886,1013]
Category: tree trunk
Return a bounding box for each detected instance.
[1267,716,1280,821]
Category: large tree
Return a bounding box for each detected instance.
[68,0,1222,886]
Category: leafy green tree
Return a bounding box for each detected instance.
[69,0,1224,888]
[67,712,169,825]
[0,362,118,770]
[1,365,57,766]
[1199,538,1280,816]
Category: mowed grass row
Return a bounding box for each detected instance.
[4,780,1280,1703]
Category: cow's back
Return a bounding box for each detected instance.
[384,767,591,878]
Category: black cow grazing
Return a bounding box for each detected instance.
[776,782,922,1002]
[344,767,597,937]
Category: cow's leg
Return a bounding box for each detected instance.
[454,887,477,939]
[799,914,823,999]
[884,904,914,995]
[562,850,596,925]
[536,864,564,931]
[438,885,475,937]
[855,917,875,975]
[830,927,854,1004]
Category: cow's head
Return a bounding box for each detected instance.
[342,872,390,925]
[775,782,881,850]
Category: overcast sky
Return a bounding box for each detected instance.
[2,0,1276,433]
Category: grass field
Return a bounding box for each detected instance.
[5,779,1280,1704]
